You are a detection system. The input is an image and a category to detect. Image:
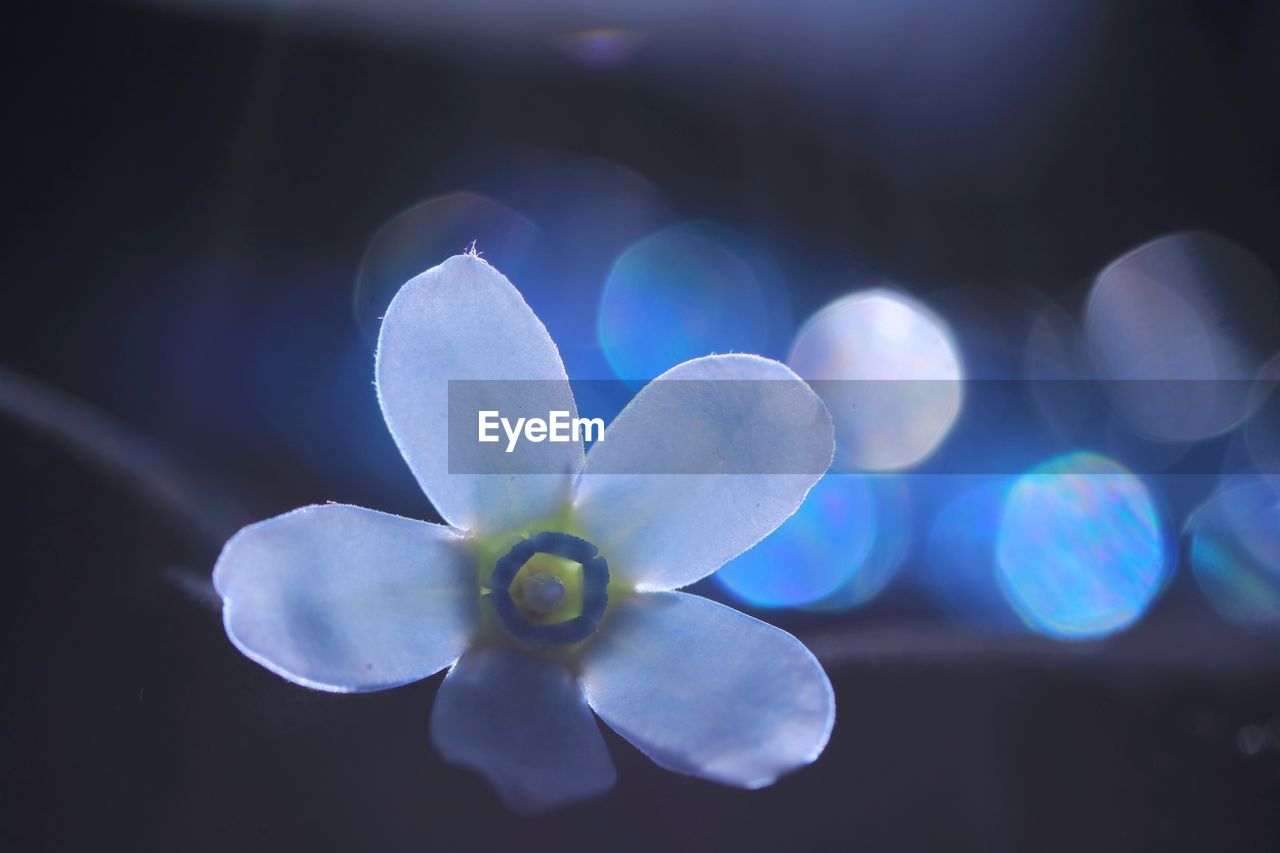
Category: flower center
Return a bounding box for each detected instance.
[521,572,566,615]
[488,531,609,647]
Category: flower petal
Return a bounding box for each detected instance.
[431,645,616,814]
[574,354,833,590]
[376,254,582,534]
[581,592,834,788]
[213,504,477,692]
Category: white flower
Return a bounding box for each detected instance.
[213,254,836,814]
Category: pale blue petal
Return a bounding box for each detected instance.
[375,254,582,534]
[213,504,477,692]
[581,592,833,788]
[573,354,834,590]
[431,645,616,814]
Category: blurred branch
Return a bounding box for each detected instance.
[802,617,1280,674]
[0,365,247,547]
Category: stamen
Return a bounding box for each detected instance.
[488,531,609,647]
[522,572,566,615]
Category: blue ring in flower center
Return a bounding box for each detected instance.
[488,531,609,647]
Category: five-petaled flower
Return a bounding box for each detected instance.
[213,254,837,813]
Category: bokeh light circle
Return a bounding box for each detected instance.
[1084,232,1280,443]
[929,283,1053,379]
[788,289,964,471]
[715,474,877,609]
[484,157,671,379]
[923,479,1026,632]
[598,221,789,383]
[996,452,1167,639]
[354,192,541,348]
[1242,354,1280,491]
[804,475,912,611]
[558,28,647,69]
[355,163,670,379]
[1024,302,1099,444]
[1189,478,1280,630]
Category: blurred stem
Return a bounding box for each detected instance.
[0,365,246,548]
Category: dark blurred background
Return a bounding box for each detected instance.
[3,1,1279,850]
